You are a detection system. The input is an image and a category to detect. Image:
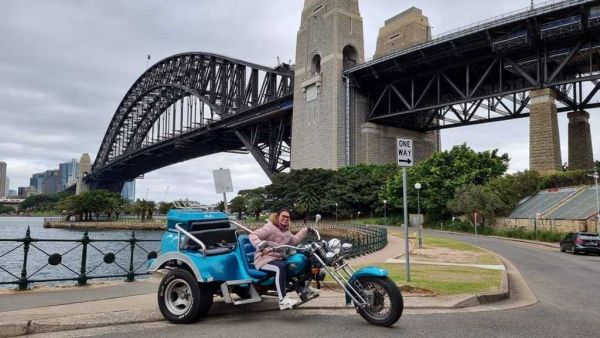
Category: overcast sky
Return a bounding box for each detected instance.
[0,0,598,203]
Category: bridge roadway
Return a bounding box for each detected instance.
[28,231,600,338]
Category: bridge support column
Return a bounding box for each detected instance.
[75,153,91,195]
[355,122,439,165]
[529,88,562,173]
[568,110,594,170]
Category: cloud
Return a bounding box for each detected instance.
[0,0,598,203]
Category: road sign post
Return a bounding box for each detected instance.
[397,138,413,282]
[213,168,233,213]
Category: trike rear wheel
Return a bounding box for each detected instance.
[158,268,213,323]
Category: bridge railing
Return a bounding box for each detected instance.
[0,227,159,290]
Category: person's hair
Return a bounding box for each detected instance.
[269,208,291,225]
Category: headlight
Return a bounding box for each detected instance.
[327,238,342,255]
[341,243,352,253]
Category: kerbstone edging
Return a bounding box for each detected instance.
[453,246,510,308]
[0,321,28,338]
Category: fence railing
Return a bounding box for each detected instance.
[242,222,388,258]
[0,227,160,290]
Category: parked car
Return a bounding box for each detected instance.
[560,232,600,255]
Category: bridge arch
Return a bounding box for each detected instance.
[89,52,294,190]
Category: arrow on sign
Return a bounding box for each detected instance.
[398,159,412,165]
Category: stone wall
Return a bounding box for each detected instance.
[494,217,596,233]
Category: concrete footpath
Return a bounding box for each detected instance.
[0,234,510,337]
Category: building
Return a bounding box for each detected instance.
[121,180,136,202]
[30,172,45,194]
[5,176,9,197]
[8,190,17,197]
[18,187,28,198]
[0,161,6,198]
[42,169,60,194]
[59,159,79,190]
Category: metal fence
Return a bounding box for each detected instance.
[0,227,160,290]
[0,222,387,290]
[243,222,388,258]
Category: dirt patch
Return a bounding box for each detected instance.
[409,246,496,265]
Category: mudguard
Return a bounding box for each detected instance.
[345,266,389,305]
[148,252,204,282]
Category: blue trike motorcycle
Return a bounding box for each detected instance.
[148,208,403,327]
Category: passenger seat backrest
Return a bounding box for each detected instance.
[238,235,257,269]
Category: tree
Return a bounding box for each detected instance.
[158,202,174,215]
[595,161,600,174]
[228,196,247,214]
[383,144,509,220]
[265,169,335,217]
[447,184,506,227]
[215,201,226,212]
[486,170,541,215]
[327,164,400,217]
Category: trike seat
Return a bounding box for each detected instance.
[237,235,270,279]
[186,228,237,256]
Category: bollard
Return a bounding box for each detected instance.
[18,227,31,290]
[78,231,89,286]
[126,231,137,282]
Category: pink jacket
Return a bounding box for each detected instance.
[249,220,308,269]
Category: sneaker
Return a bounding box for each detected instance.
[279,296,299,310]
[304,286,320,298]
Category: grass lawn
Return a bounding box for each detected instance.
[380,263,502,295]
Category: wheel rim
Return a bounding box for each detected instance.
[361,281,392,320]
[164,278,193,316]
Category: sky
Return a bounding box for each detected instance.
[0,0,598,203]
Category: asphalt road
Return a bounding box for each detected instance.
[38,232,600,338]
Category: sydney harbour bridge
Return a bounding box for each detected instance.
[81,0,600,193]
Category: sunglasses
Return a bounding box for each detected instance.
[280,215,290,219]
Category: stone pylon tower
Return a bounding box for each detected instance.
[291,0,365,169]
[75,153,91,195]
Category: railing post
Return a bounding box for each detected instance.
[126,231,136,282]
[18,227,31,290]
[78,230,89,286]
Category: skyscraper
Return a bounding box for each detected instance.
[59,159,79,190]
[0,162,6,198]
[30,172,45,194]
[5,176,9,197]
[42,170,60,194]
[121,180,136,202]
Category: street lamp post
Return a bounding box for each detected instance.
[335,203,338,225]
[589,171,600,234]
[383,200,387,226]
[357,211,361,223]
[415,183,422,248]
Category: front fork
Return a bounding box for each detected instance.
[311,254,369,309]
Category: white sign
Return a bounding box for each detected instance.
[212,169,233,194]
[396,138,414,167]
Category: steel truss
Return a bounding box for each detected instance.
[91,53,293,184]
[350,1,600,131]
[235,115,291,180]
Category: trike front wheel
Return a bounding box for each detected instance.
[356,276,403,327]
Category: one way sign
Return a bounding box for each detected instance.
[396,138,413,167]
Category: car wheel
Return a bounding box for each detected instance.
[560,244,565,253]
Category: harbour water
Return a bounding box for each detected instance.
[0,217,163,288]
